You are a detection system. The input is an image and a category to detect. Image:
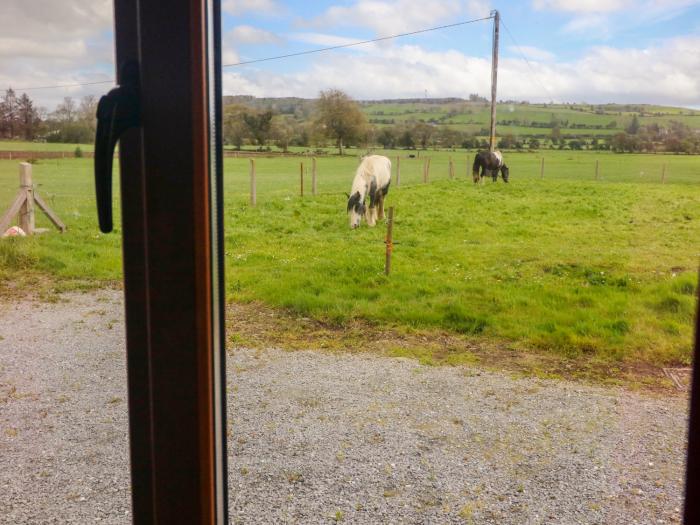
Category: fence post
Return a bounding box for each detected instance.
[540,157,545,179]
[662,164,667,184]
[396,156,401,187]
[385,207,394,276]
[595,160,600,180]
[300,161,304,197]
[449,156,454,179]
[19,163,35,234]
[312,157,317,196]
[249,158,256,206]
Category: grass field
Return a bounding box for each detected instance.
[1,149,699,367]
[0,141,94,152]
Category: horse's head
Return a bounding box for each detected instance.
[347,191,365,229]
[501,164,510,182]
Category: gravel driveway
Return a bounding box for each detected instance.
[0,291,690,524]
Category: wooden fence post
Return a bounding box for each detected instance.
[385,207,394,276]
[249,159,256,206]
[312,157,317,196]
[19,163,35,234]
[449,156,454,179]
[540,157,545,179]
[396,156,401,187]
[0,162,66,235]
[662,164,667,184]
[300,161,304,197]
[595,160,600,180]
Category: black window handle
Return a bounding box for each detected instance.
[94,61,140,233]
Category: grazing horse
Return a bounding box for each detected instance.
[472,150,509,183]
[347,155,392,229]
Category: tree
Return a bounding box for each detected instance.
[412,122,434,150]
[377,127,397,149]
[398,129,415,149]
[78,96,98,127]
[550,124,561,144]
[54,97,77,123]
[315,89,367,155]
[242,110,274,148]
[272,115,296,153]
[17,93,40,140]
[0,88,19,138]
[223,104,247,149]
[626,114,640,135]
[498,134,517,149]
[528,138,540,150]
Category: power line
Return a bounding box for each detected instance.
[14,79,114,92]
[500,18,554,102]
[223,16,494,68]
[10,15,493,92]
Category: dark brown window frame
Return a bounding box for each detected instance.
[112,0,228,522]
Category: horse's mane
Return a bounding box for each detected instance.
[347,191,362,212]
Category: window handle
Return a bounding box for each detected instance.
[94,61,140,233]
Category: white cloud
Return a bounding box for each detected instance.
[535,0,699,40]
[507,45,556,61]
[288,33,369,47]
[466,0,494,18]
[228,25,282,45]
[532,0,632,12]
[223,0,281,16]
[0,0,114,108]
[307,0,469,36]
[222,35,700,107]
[534,0,699,11]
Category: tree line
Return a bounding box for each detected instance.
[2,87,698,155]
[0,89,98,144]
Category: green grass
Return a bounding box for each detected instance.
[1,150,699,366]
[0,141,94,152]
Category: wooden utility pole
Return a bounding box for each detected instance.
[489,10,500,153]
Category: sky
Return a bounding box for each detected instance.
[2,0,700,110]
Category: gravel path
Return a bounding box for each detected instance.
[0,291,690,524]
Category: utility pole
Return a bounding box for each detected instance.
[489,10,500,152]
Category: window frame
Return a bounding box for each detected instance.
[112,0,228,522]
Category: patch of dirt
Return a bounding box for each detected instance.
[227,301,683,396]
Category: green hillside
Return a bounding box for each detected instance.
[224,95,700,144]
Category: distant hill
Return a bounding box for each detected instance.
[223,96,700,142]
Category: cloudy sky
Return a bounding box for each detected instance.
[3,0,700,110]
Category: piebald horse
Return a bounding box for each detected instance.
[347,155,391,229]
[472,150,509,183]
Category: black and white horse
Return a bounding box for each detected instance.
[347,155,391,229]
[472,150,509,183]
